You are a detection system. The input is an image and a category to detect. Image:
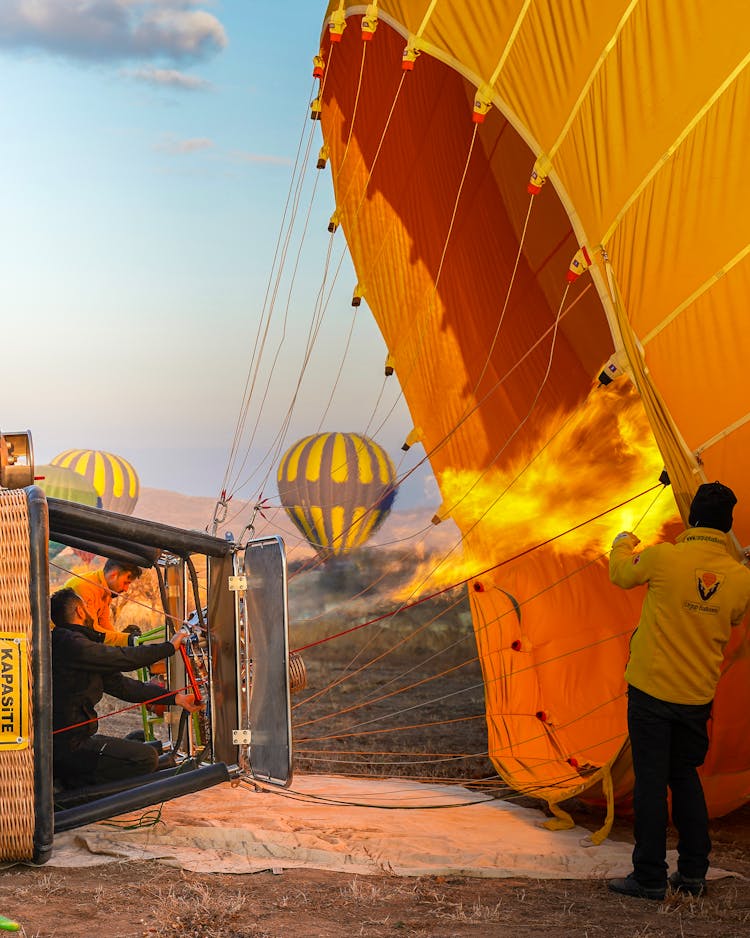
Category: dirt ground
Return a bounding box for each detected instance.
[10,569,749,936]
[1,817,750,938]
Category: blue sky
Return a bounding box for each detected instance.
[0,1,432,509]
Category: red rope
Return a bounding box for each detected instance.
[52,685,190,736]
[293,483,661,654]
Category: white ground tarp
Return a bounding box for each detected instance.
[47,775,726,880]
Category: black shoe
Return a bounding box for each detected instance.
[125,729,146,742]
[669,872,706,896]
[608,874,666,900]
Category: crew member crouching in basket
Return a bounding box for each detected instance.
[50,588,202,788]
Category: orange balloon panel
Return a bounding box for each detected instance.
[318,4,750,819]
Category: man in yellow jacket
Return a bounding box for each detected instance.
[65,558,142,648]
[608,482,750,900]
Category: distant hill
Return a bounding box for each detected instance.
[134,487,217,531]
[133,487,460,556]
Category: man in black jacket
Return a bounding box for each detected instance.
[50,587,202,788]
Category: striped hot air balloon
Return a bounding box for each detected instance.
[277,433,397,560]
[50,449,140,515]
[34,464,101,508]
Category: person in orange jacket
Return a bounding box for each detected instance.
[65,558,142,647]
[608,482,750,900]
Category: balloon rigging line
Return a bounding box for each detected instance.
[322,537,461,682]
[296,630,630,743]
[298,685,627,776]
[291,483,658,658]
[291,482,659,726]
[287,281,592,582]
[224,121,320,498]
[360,374,390,440]
[282,86,486,517]
[226,73,485,544]
[331,40,367,186]
[222,229,341,521]
[250,236,342,501]
[247,67,413,506]
[297,712,483,744]
[295,647,475,729]
[470,193,535,396]
[54,684,191,736]
[221,48,344,501]
[294,593,467,716]
[349,110,507,443]
[434,280,571,531]
[240,776,494,811]
[242,762,610,811]
[220,43,339,501]
[296,747,484,761]
[388,121,482,409]
[296,717,626,778]
[225,231,348,509]
[235,47,382,497]
[226,61,408,510]
[293,487,664,781]
[220,84,318,500]
[294,343,602,690]
[304,475,665,724]
[315,307,360,431]
[334,68,408,255]
[227,169,324,495]
[296,68,410,448]
[351,285,583,630]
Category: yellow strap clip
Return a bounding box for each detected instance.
[472,84,493,124]
[362,3,379,40]
[328,5,347,43]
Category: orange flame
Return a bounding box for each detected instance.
[398,382,679,599]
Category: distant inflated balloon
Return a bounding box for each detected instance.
[34,464,101,508]
[51,449,139,515]
[277,433,397,560]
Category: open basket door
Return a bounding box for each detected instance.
[241,536,293,788]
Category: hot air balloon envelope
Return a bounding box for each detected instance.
[278,433,396,561]
[51,449,139,515]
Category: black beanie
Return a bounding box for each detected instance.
[688,481,737,532]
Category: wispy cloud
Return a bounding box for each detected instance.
[125,66,213,90]
[155,134,214,154]
[0,1,227,63]
[229,150,293,167]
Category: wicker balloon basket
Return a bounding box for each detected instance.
[0,487,53,864]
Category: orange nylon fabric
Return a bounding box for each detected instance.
[318,2,750,817]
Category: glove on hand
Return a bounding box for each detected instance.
[612,531,640,548]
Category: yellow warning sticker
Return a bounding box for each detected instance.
[0,634,28,750]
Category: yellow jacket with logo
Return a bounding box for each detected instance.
[65,569,130,647]
[610,528,750,705]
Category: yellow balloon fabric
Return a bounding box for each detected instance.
[318,2,750,819]
[51,449,140,515]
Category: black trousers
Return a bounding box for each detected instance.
[55,734,159,788]
[627,684,712,887]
